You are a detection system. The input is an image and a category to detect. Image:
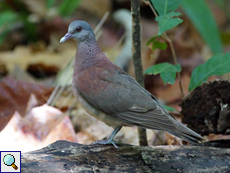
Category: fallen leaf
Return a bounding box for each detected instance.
[0,77,53,131]
[0,104,76,152]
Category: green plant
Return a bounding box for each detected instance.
[0,10,18,44]
[189,52,230,91]
[181,0,222,54]
[46,0,81,17]
[0,0,81,45]
[144,63,181,85]
[144,0,229,111]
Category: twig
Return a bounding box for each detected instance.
[50,74,72,107]
[47,84,61,105]
[163,33,184,98]
[131,0,148,146]
[94,11,110,35]
[143,0,184,98]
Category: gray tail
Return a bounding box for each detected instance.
[115,108,204,144]
[168,120,204,144]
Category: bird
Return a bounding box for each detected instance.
[60,20,204,148]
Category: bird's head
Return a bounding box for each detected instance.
[60,20,95,44]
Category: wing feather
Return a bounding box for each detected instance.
[77,64,203,143]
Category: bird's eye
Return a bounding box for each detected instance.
[76,26,82,32]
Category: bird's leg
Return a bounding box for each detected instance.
[93,126,122,148]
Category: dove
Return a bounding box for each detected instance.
[60,20,203,148]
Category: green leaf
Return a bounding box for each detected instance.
[221,32,230,45]
[146,36,167,50]
[0,10,18,44]
[156,12,183,35]
[58,0,81,17]
[163,105,176,112]
[213,0,225,9]
[146,36,160,46]
[46,0,56,8]
[152,41,167,50]
[151,0,183,15]
[0,29,10,44]
[144,63,181,84]
[20,14,38,42]
[182,0,222,54]
[189,52,230,91]
[0,10,17,26]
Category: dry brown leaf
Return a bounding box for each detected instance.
[207,134,230,141]
[0,42,75,74]
[0,77,53,131]
[23,0,46,19]
[0,104,76,152]
[85,121,114,142]
[71,106,99,132]
[44,113,77,144]
[165,132,182,145]
[10,64,37,83]
[75,131,96,145]
[78,0,111,18]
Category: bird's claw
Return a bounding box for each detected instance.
[92,140,119,148]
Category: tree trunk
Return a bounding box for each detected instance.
[131,0,148,147]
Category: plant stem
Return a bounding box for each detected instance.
[163,33,184,98]
[143,0,184,98]
[131,0,148,146]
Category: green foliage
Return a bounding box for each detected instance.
[0,10,17,26]
[189,52,230,91]
[0,10,18,44]
[163,105,176,112]
[221,32,230,45]
[46,0,81,16]
[155,12,183,35]
[152,41,167,50]
[181,0,222,54]
[144,63,181,85]
[151,0,182,15]
[213,0,230,20]
[46,0,56,8]
[145,1,183,85]
[58,0,81,17]
[0,0,81,44]
[146,36,167,50]
[147,0,226,92]
[151,0,183,35]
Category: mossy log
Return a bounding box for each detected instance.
[21,140,230,173]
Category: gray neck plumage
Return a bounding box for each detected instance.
[75,35,102,73]
[77,32,101,55]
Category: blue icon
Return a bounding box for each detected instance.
[3,154,18,170]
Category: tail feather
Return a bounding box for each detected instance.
[115,110,204,144]
[168,121,204,144]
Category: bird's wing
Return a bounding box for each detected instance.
[77,64,204,143]
[76,64,176,130]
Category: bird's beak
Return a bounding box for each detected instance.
[60,33,73,43]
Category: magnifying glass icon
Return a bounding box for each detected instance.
[3,154,18,170]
